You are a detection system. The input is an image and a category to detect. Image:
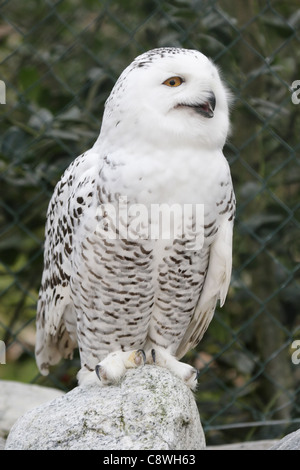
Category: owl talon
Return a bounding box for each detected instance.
[95,364,105,382]
[146,348,199,390]
[182,366,199,389]
[135,349,146,366]
[94,349,146,385]
[151,348,156,364]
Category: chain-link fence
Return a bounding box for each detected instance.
[1,0,300,446]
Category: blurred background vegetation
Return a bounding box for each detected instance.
[0,0,300,445]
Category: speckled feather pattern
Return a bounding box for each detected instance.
[35,47,235,379]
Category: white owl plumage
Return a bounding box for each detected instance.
[35,47,235,389]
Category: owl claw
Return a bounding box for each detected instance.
[95,364,104,382]
[94,349,146,385]
[92,348,198,389]
[183,367,199,389]
[151,348,156,364]
[146,348,199,390]
[135,349,146,366]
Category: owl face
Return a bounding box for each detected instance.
[101,48,230,150]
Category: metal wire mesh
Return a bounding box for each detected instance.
[1,0,300,445]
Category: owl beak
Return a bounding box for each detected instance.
[192,92,216,118]
[177,91,216,118]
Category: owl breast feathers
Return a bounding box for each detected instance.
[35,47,235,389]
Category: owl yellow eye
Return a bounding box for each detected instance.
[163,76,183,87]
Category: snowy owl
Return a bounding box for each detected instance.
[35,47,235,389]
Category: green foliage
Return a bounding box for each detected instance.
[1,0,300,445]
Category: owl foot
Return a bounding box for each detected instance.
[148,348,198,391]
[95,349,146,385]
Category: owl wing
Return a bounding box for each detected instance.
[35,152,92,375]
[176,189,235,360]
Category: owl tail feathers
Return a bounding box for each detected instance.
[35,323,76,376]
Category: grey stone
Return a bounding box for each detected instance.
[0,379,64,439]
[270,430,300,450]
[5,365,205,450]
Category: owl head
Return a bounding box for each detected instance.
[98,48,231,151]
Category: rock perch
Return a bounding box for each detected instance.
[5,365,205,450]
